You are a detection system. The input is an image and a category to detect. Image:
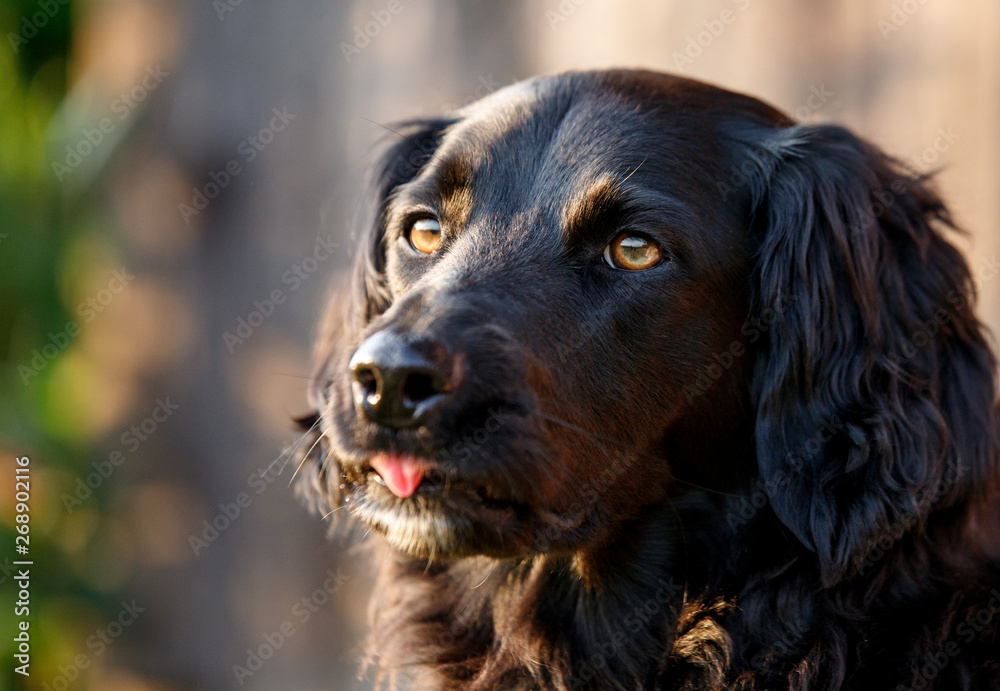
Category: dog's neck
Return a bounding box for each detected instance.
[366,496,722,690]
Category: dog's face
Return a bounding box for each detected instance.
[307,72,784,559]
[303,70,992,580]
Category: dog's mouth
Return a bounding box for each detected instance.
[368,453,439,498]
[311,393,601,557]
[362,453,525,512]
[330,448,595,558]
[335,451,542,556]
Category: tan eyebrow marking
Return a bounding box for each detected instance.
[562,175,626,234]
[430,155,475,230]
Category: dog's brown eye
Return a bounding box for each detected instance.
[603,234,662,271]
[407,218,442,254]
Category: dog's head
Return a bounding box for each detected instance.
[299,70,997,581]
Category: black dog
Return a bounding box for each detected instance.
[296,70,1000,690]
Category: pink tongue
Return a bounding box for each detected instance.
[370,454,425,498]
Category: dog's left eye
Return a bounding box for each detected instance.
[602,233,663,271]
[406,218,442,254]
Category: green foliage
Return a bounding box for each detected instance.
[0,3,124,689]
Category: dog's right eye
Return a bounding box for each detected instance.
[602,233,663,271]
[405,218,442,254]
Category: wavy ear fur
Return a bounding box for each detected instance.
[747,124,999,585]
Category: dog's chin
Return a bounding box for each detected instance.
[344,475,594,560]
[344,477,529,559]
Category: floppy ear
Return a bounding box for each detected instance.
[295,118,454,516]
[748,124,998,585]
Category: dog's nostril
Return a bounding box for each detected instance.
[402,371,441,406]
[355,366,380,400]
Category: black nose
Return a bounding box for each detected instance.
[349,331,456,429]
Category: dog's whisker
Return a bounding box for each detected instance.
[619,154,648,184]
[669,477,741,498]
[321,504,350,521]
[288,427,330,487]
[276,414,324,474]
[530,408,613,447]
[470,564,496,589]
[269,372,320,381]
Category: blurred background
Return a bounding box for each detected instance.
[0,0,997,689]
